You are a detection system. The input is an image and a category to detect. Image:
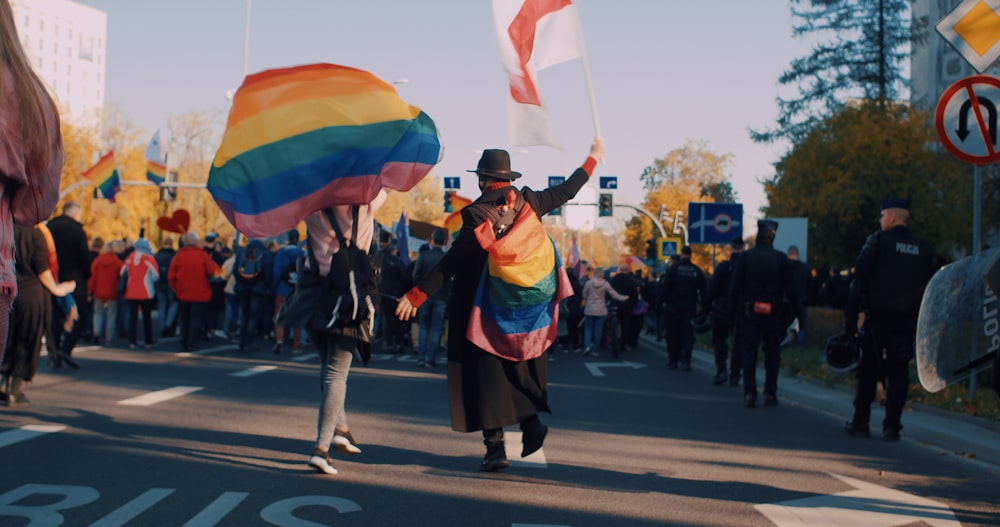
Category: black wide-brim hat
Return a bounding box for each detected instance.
[467,149,522,180]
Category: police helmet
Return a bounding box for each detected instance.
[825,332,861,374]
[691,313,711,334]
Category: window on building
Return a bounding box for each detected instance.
[39,19,43,31]
[79,35,93,61]
[67,65,71,75]
[38,38,43,51]
[53,42,58,53]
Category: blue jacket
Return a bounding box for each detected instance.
[233,240,273,294]
[271,242,304,297]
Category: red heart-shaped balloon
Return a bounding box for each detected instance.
[156,209,191,234]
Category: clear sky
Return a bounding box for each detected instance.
[78,0,811,226]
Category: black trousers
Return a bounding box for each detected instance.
[735,314,784,395]
[177,301,207,350]
[711,317,736,375]
[664,309,695,365]
[852,312,916,430]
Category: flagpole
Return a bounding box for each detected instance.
[574,9,601,139]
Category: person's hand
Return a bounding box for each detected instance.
[589,137,606,163]
[396,296,418,321]
[60,280,77,296]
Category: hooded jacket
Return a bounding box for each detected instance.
[123,239,159,301]
[89,251,123,301]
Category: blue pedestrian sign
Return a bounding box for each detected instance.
[548,176,565,187]
[687,202,743,245]
[443,177,461,189]
[599,176,617,189]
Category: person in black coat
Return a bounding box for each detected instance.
[728,220,798,408]
[705,237,743,385]
[842,198,934,441]
[658,245,707,371]
[46,201,90,366]
[396,138,605,472]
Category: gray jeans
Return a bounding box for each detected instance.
[311,331,354,451]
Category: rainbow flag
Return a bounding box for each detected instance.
[443,194,474,240]
[146,160,166,185]
[207,63,443,237]
[466,198,573,362]
[82,151,121,202]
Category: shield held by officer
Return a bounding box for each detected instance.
[915,248,1000,394]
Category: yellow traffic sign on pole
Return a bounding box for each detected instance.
[937,0,1000,73]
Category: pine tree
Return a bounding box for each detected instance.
[751,0,927,144]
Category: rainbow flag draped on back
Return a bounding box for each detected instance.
[207,63,443,237]
[82,151,121,202]
[467,194,573,362]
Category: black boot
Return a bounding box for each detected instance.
[519,415,548,458]
[479,430,508,472]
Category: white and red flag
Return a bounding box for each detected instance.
[492,0,589,148]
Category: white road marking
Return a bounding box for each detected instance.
[0,425,65,448]
[584,360,647,377]
[755,472,961,527]
[174,345,236,358]
[117,386,203,407]
[505,431,547,468]
[229,365,277,377]
[291,353,318,363]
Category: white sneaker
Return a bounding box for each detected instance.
[308,449,338,475]
[333,434,362,455]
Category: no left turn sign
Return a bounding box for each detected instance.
[935,75,1000,165]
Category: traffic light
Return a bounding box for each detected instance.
[159,186,175,202]
[646,238,657,261]
[443,191,454,213]
[598,193,613,217]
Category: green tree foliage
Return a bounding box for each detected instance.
[764,101,968,269]
[752,0,926,144]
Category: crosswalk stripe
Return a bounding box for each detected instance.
[505,431,548,468]
[290,353,318,363]
[118,386,202,406]
[0,424,66,448]
[229,365,277,377]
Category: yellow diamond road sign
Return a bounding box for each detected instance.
[938,0,1000,73]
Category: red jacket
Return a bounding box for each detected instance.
[89,252,123,301]
[168,245,220,303]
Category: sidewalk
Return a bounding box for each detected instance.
[639,332,1000,470]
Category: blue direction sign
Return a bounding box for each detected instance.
[548,176,565,187]
[687,202,743,244]
[443,177,461,189]
[599,176,617,189]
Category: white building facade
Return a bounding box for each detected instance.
[10,0,107,126]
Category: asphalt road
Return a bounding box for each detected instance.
[0,333,996,526]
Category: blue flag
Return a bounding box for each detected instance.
[395,212,410,265]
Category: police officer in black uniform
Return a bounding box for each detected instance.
[728,220,798,408]
[658,245,707,371]
[843,198,934,441]
[705,237,744,385]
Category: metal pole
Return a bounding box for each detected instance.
[970,164,982,396]
[243,0,251,77]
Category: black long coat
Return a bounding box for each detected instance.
[417,166,589,432]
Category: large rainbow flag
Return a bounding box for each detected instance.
[467,196,572,362]
[82,151,121,202]
[208,63,443,237]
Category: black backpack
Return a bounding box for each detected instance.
[237,244,263,284]
[308,207,378,330]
